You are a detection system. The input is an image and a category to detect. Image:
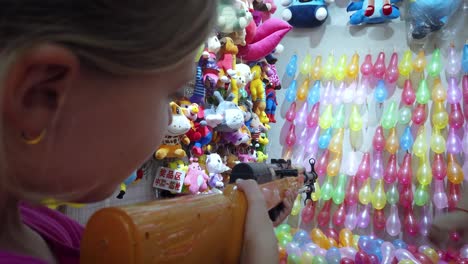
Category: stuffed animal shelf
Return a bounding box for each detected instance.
[155,102,191,160]
[347,0,401,25]
[281,0,330,28]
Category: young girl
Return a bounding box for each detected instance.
[0,1,297,263]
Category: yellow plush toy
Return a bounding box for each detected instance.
[250,65,267,116]
[155,102,191,159]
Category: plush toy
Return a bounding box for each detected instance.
[197,34,222,101]
[206,153,230,189]
[155,102,191,159]
[227,68,250,104]
[186,106,213,156]
[281,0,329,28]
[407,0,462,40]
[184,158,209,194]
[116,170,143,199]
[178,98,199,122]
[258,110,271,130]
[265,87,278,123]
[191,66,206,106]
[239,153,257,163]
[255,150,269,163]
[248,112,267,134]
[238,18,292,62]
[168,160,189,172]
[218,37,239,83]
[218,0,253,34]
[253,0,277,25]
[347,0,401,25]
[223,126,251,146]
[233,63,253,100]
[204,91,245,132]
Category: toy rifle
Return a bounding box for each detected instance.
[80,159,318,264]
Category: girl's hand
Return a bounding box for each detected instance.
[236,179,279,264]
[272,190,298,227]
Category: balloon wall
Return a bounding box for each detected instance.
[277,43,468,264]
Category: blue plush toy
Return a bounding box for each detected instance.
[281,0,331,28]
[347,0,401,25]
[407,0,462,40]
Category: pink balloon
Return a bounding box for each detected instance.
[386,204,401,237]
[449,103,464,129]
[370,150,384,180]
[412,103,427,125]
[333,202,346,227]
[373,52,386,79]
[447,77,462,104]
[404,207,419,236]
[306,125,321,155]
[307,102,320,128]
[432,153,447,180]
[446,126,462,154]
[373,208,386,230]
[285,123,296,147]
[448,181,461,209]
[419,205,432,237]
[356,152,371,182]
[301,201,316,224]
[345,203,358,230]
[355,250,371,264]
[286,102,297,122]
[384,154,398,184]
[316,149,330,177]
[357,204,371,229]
[399,183,413,209]
[318,200,332,227]
[297,126,309,146]
[279,120,290,146]
[402,79,416,106]
[361,54,373,76]
[433,179,448,209]
[345,176,359,207]
[295,102,308,128]
[463,75,468,103]
[385,52,399,84]
[372,126,386,151]
[325,227,339,243]
[397,152,412,186]
[340,247,358,260]
[463,124,468,154]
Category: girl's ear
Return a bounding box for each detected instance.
[3,44,79,139]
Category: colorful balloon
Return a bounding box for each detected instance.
[342,81,356,104]
[349,104,363,131]
[359,179,372,205]
[307,102,320,128]
[373,208,386,231]
[428,48,442,77]
[321,176,334,200]
[333,202,346,227]
[445,43,461,79]
[356,152,371,181]
[399,184,414,209]
[398,106,412,125]
[332,173,347,204]
[311,228,331,250]
[398,50,413,77]
[371,179,387,210]
[381,101,398,129]
[419,205,432,236]
[416,79,430,104]
[447,77,462,104]
[297,78,310,101]
[386,204,401,236]
[347,52,360,80]
[285,123,297,147]
[306,125,321,155]
[355,77,368,105]
[432,102,449,130]
[326,247,342,264]
[350,129,363,151]
[316,149,330,177]
[300,251,314,264]
[381,242,396,264]
[414,184,430,206]
[446,126,462,154]
[432,78,447,103]
[372,126,386,151]
[286,102,297,122]
[385,127,399,154]
[384,154,398,184]
[335,55,348,81]
[447,153,463,184]
[371,151,384,180]
[361,54,373,76]
[311,55,323,80]
[312,255,328,264]
[319,104,334,129]
[301,200,316,224]
[345,203,358,230]
[403,207,419,236]
[449,103,464,129]
[401,79,416,106]
[308,80,321,106]
[416,158,432,185]
[463,43,468,73]
[333,105,346,129]
[300,53,312,76]
[413,50,426,73]
[375,80,389,103]
[412,103,427,125]
[291,194,302,216]
[319,128,333,149]
[295,101,308,129]
[345,176,359,207]
[397,152,413,186]
[400,126,414,151]
[323,53,335,81]
[373,52,386,79]
[355,250,371,264]
[448,181,461,209]
[327,154,342,177]
[385,52,399,84]
[412,126,427,158]
[386,183,399,205]
[433,179,448,209]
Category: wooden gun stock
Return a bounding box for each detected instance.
[80,177,302,264]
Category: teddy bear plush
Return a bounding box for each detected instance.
[155,102,191,159]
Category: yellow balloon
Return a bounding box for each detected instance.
[328,237,338,248]
[372,179,387,210]
[349,104,363,131]
[385,127,399,154]
[319,105,334,129]
[352,235,360,249]
[300,53,312,75]
[359,179,372,205]
[291,194,302,216]
[399,50,413,77]
[416,158,433,185]
[423,248,439,263]
[447,153,464,184]
[398,260,414,264]
[432,102,449,130]
[430,129,446,154]
[297,78,310,101]
[347,52,360,80]
[327,156,341,177]
[413,50,427,73]
[311,56,323,80]
[300,251,314,264]
[432,78,447,102]
[310,228,330,249]
[339,228,353,247]
[322,53,335,81]
[312,182,321,201]
[413,127,427,158]
[334,55,347,81]
[329,128,345,154]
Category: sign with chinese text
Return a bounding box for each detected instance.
[153,167,186,193]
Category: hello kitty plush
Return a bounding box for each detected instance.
[206,153,230,189]
[184,158,209,194]
[155,102,191,159]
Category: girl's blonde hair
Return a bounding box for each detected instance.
[0,1,217,200]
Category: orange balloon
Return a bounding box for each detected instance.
[339,228,353,247]
[385,127,399,154]
[310,228,330,249]
[447,153,464,184]
[328,237,338,248]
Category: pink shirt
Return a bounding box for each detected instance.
[0,202,82,264]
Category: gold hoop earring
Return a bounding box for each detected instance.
[22,130,46,145]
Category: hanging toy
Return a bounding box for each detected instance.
[206,153,230,190]
[347,0,401,25]
[217,37,238,84]
[265,87,278,123]
[116,170,142,199]
[197,33,222,100]
[184,158,210,194]
[204,91,245,132]
[281,0,329,28]
[186,106,214,156]
[155,102,191,159]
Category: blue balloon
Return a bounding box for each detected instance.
[400,126,414,151]
[286,54,298,77]
[318,128,332,149]
[293,229,311,247]
[392,239,408,249]
[374,80,388,103]
[325,247,341,264]
[286,80,298,102]
[307,80,321,106]
[463,43,468,73]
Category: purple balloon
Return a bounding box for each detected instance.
[345,203,358,230]
[357,204,371,229]
[394,248,420,263]
[447,126,463,154]
[433,179,448,209]
[447,77,462,104]
[461,244,468,259]
[419,205,433,237]
[340,247,358,259]
[302,242,319,254]
[381,242,395,264]
[306,125,321,155]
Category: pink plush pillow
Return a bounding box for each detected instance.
[238,18,292,62]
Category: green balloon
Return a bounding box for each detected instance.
[428,49,442,77]
[332,174,348,205]
[416,79,431,104]
[398,107,412,125]
[381,101,398,129]
[321,176,334,201]
[387,184,400,205]
[333,104,345,129]
[277,224,291,234]
[279,238,289,248]
[414,184,430,206]
[288,254,300,264]
[312,255,327,264]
